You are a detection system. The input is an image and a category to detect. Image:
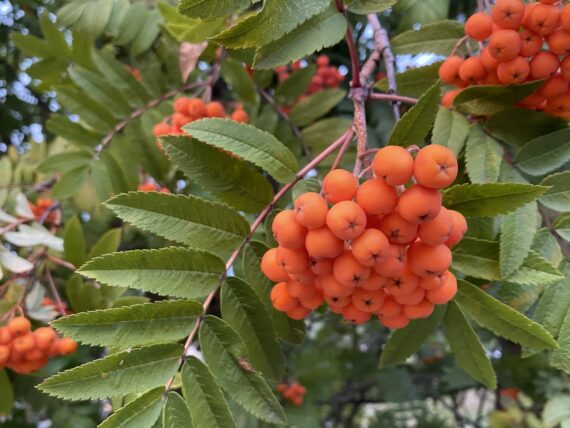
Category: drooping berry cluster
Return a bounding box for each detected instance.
[28,198,59,224]
[262,145,467,330]
[440,0,570,118]
[0,317,77,374]
[277,55,344,94]
[152,98,249,139]
[276,382,306,406]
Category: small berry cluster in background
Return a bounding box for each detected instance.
[0,317,77,374]
[152,98,249,141]
[137,183,171,193]
[262,145,467,330]
[439,0,570,118]
[28,198,59,224]
[277,55,344,94]
[276,382,306,406]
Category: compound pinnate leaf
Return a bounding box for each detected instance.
[163,392,193,428]
[444,301,497,389]
[552,310,570,374]
[183,119,298,183]
[52,300,202,349]
[540,172,570,212]
[391,20,464,55]
[376,62,442,98]
[38,344,182,400]
[199,316,286,424]
[455,280,558,350]
[432,107,469,156]
[181,357,237,428]
[465,126,503,184]
[79,248,224,299]
[516,128,570,176]
[500,202,539,278]
[99,387,164,428]
[106,192,248,257]
[289,89,346,127]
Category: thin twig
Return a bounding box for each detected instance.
[335,0,362,89]
[46,254,77,271]
[331,129,355,170]
[44,267,66,316]
[0,218,28,236]
[368,92,418,104]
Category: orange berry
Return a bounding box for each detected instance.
[286,280,316,300]
[441,89,462,108]
[271,282,299,312]
[373,244,406,277]
[561,56,570,80]
[546,91,570,114]
[187,98,206,119]
[289,269,318,284]
[546,29,570,55]
[360,272,388,291]
[426,272,457,304]
[173,97,191,113]
[320,274,353,298]
[286,305,311,320]
[326,295,352,311]
[480,47,501,70]
[522,2,541,27]
[519,92,546,108]
[351,229,390,267]
[562,4,570,30]
[397,185,442,224]
[497,56,530,84]
[519,30,543,57]
[414,144,458,189]
[333,251,371,287]
[305,227,344,259]
[530,51,560,80]
[0,327,12,345]
[465,12,493,41]
[539,74,569,98]
[322,169,358,203]
[386,266,420,297]
[261,248,290,282]
[276,383,288,393]
[316,55,330,67]
[482,70,502,85]
[351,287,386,313]
[276,247,310,274]
[379,212,419,245]
[205,101,225,118]
[0,345,9,366]
[25,348,46,362]
[152,122,171,137]
[380,314,410,329]
[272,210,307,250]
[492,0,525,30]
[8,317,31,337]
[326,201,366,241]
[403,300,435,320]
[539,0,559,5]
[377,295,402,318]
[393,286,425,306]
[231,109,249,123]
[342,304,372,324]
[172,113,192,129]
[438,56,465,86]
[419,272,449,291]
[355,178,398,217]
[33,327,57,351]
[299,290,324,310]
[459,57,487,84]
[407,241,452,277]
[418,207,454,246]
[446,210,468,247]
[528,4,560,35]
[294,192,329,229]
[489,29,522,61]
[310,257,334,276]
[12,333,35,354]
[372,146,414,186]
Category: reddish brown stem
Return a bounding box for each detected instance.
[44,267,66,316]
[336,0,362,89]
[368,93,418,104]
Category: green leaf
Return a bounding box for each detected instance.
[78,0,113,37]
[393,0,450,29]
[500,202,539,278]
[78,248,224,299]
[221,277,285,380]
[52,165,90,199]
[289,89,346,127]
[66,274,125,313]
[183,119,298,183]
[443,183,549,217]
[106,192,248,258]
[348,0,397,14]
[453,237,563,285]
[454,81,544,116]
[46,114,101,149]
[0,158,11,208]
[99,387,164,428]
[376,62,442,98]
[39,13,71,59]
[159,3,225,43]
[52,300,202,349]
[38,151,92,174]
[0,370,14,416]
[163,136,273,213]
[302,117,353,165]
[455,280,558,350]
[444,301,496,389]
[253,6,347,69]
[11,32,51,57]
[388,81,440,147]
[199,316,286,424]
[212,0,330,49]
[181,357,237,428]
[543,395,570,428]
[391,20,463,55]
[64,216,87,269]
[432,107,469,156]
[552,310,570,373]
[465,126,504,184]
[38,344,182,400]
[515,128,570,176]
[163,392,193,428]
[292,179,321,201]
[89,228,122,260]
[178,0,250,20]
[56,86,116,131]
[380,305,446,367]
[540,172,570,212]
[274,65,316,105]
[221,58,257,106]
[554,213,570,241]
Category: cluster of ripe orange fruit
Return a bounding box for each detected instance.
[262,145,467,329]
[0,316,77,374]
[137,183,170,193]
[276,382,306,406]
[439,0,570,118]
[152,98,249,139]
[276,55,344,95]
[28,198,59,224]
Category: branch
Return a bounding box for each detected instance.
[368,92,418,104]
[44,267,66,316]
[335,0,362,89]
[163,127,354,394]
